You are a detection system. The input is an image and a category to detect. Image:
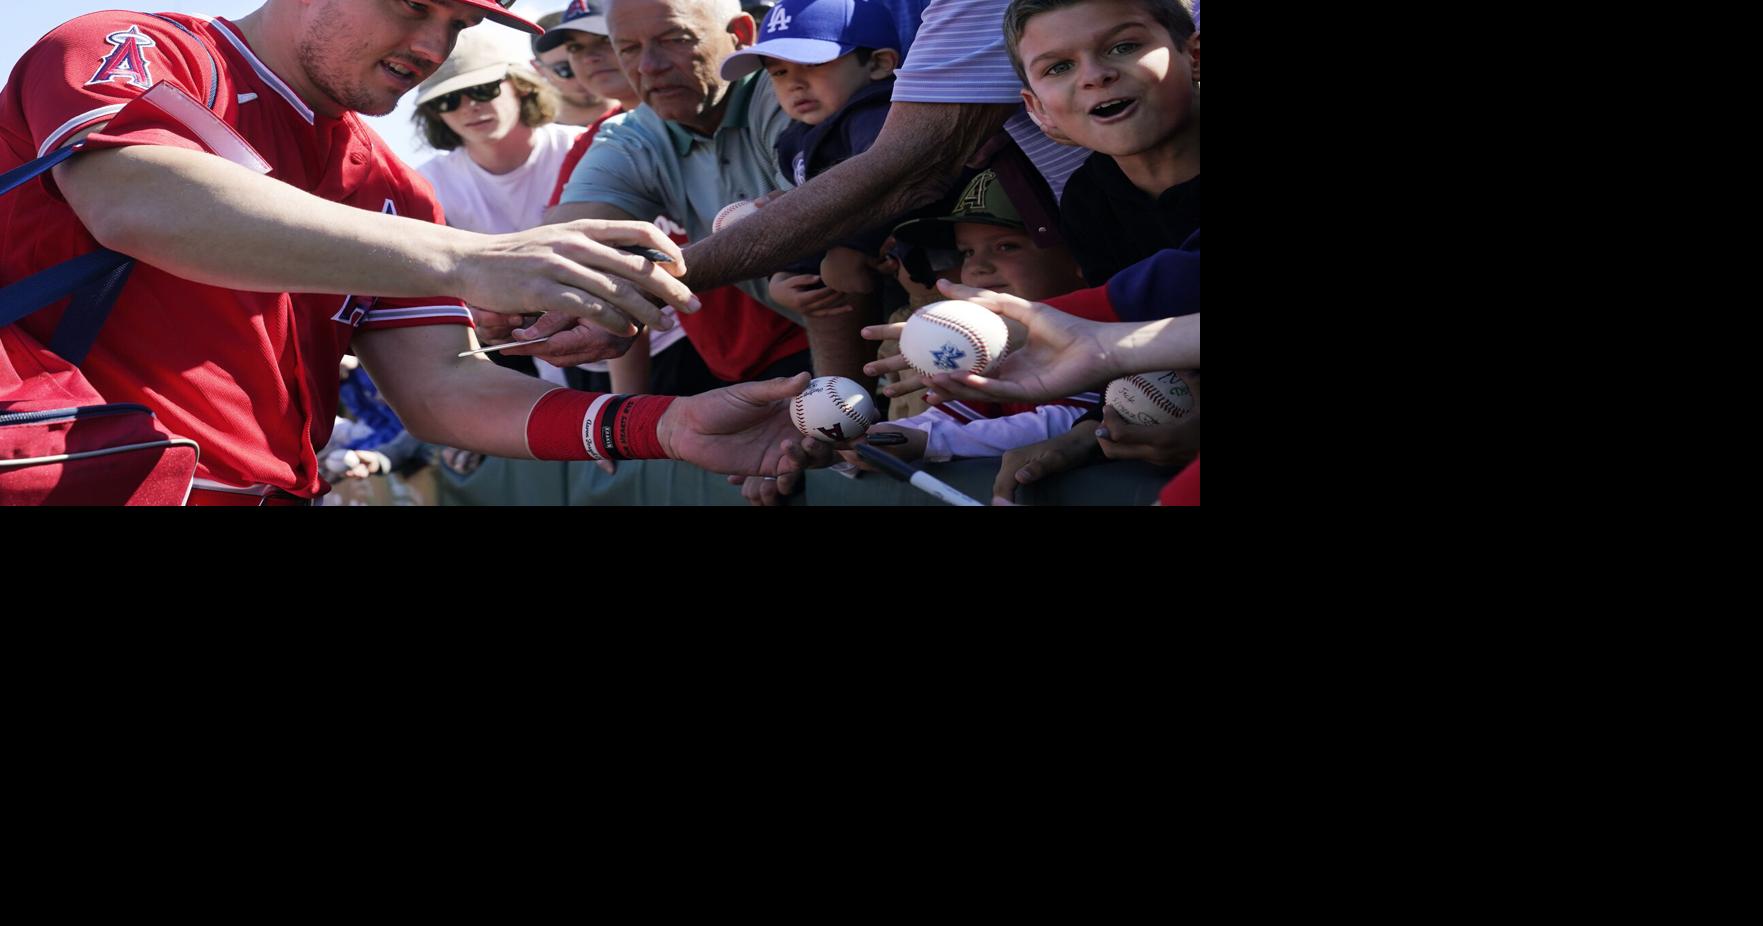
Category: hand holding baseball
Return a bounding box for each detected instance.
[910,281,1201,407]
[1096,405,1201,468]
[656,372,815,477]
[1092,369,1201,467]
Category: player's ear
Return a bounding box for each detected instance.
[730,12,757,47]
[868,48,900,79]
[1187,31,1200,82]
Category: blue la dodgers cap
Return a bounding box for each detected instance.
[719,0,900,80]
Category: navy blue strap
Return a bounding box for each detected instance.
[0,141,137,363]
[0,143,80,198]
[47,254,135,364]
[4,12,225,364]
[0,248,134,366]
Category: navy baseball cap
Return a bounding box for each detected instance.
[720,0,899,80]
[533,0,611,53]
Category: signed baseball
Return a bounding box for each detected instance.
[712,199,760,234]
[791,376,880,444]
[899,300,1010,377]
[1105,370,1198,426]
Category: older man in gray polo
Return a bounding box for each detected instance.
[543,0,811,385]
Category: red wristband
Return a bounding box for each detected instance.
[617,395,674,460]
[527,388,600,460]
[525,389,676,461]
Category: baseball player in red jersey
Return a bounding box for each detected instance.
[0,0,812,504]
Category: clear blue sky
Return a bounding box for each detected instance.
[0,1,557,170]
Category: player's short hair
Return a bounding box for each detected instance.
[413,70,559,151]
[1002,0,1195,87]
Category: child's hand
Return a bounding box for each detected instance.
[837,424,928,470]
[992,421,1103,505]
[768,272,852,317]
[1096,407,1201,468]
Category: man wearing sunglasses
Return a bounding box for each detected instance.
[1,0,820,504]
[531,4,633,128]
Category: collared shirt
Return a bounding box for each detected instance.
[560,71,795,318]
[891,0,1091,200]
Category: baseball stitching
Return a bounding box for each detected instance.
[833,389,874,427]
[1128,374,1189,418]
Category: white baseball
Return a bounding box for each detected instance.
[899,300,1010,377]
[1104,370,1198,426]
[712,199,760,234]
[791,376,880,444]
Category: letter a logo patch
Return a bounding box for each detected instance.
[87,26,158,90]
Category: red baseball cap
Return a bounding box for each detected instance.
[457,0,546,35]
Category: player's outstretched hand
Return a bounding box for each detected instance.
[914,279,1113,405]
[657,372,813,477]
[1096,406,1201,468]
[454,219,697,337]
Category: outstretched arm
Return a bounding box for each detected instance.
[53,144,695,330]
[678,101,1015,292]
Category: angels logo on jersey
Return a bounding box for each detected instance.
[332,200,400,327]
[86,26,158,89]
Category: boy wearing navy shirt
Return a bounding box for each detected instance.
[1005,0,1200,285]
[720,0,901,384]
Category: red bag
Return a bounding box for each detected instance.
[1,324,198,505]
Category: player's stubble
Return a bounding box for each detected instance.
[294,4,419,117]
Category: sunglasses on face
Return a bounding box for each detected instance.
[426,80,503,113]
[545,60,574,79]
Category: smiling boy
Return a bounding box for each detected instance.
[1005,0,1200,284]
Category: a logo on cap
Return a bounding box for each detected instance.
[955,171,995,216]
[86,25,157,90]
[767,8,793,32]
[565,0,594,17]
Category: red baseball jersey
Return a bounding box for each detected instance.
[0,12,471,498]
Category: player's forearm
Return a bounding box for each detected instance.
[353,326,557,458]
[680,102,1015,292]
[386,357,562,458]
[55,145,475,299]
